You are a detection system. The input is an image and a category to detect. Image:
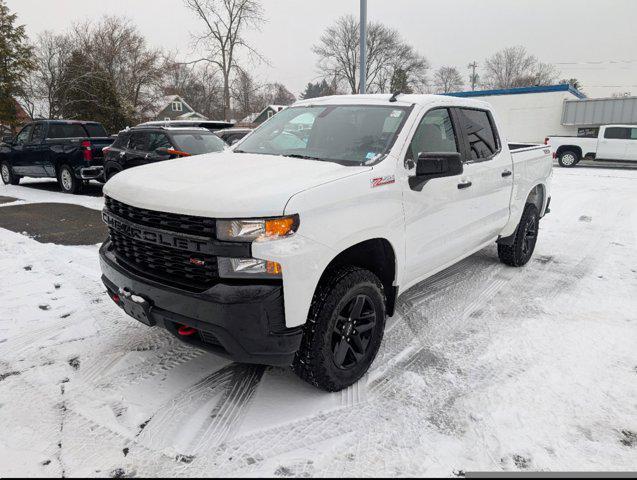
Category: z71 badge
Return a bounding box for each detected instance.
[371,176,396,188]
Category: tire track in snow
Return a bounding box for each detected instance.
[136,364,264,456]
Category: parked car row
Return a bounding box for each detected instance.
[0,119,253,193]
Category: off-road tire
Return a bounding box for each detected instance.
[57,164,83,194]
[498,204,540,267]
[1,161,20,185]
[292,266,386,392]
[558,150,579,168]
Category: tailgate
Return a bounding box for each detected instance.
[89,137,114,159]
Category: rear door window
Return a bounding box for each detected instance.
[84,124,107,137]
[631,129,637,140]
[129,132,150,152]
[604,127,630,140]
[112,132,130,149]
[47,123,88,139]
[148,132,172,151]
[31,123,47,143]
[456,108,500,161]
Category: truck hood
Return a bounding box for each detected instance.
[103,151,371,218]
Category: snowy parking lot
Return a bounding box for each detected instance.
[1,166,636,477]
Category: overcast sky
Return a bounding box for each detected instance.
[8,0,637,98]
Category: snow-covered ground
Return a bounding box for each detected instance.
[1,169,636,477]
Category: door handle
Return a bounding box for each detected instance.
[502,170,512,177]
[457,181,472,189]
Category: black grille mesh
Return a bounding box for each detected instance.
[105,198,218,292]
[105,196,216,237]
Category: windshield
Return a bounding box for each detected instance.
[237,105,410,165]
[171,132,226,155]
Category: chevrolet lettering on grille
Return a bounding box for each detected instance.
[102,210,214,254]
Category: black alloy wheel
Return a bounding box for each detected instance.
[331,294,378,370]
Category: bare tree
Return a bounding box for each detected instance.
[72,17,164,119]
[313,15,429,94]
[433,66,464,93]
[163,59,224,119]
[483,46,558,89]
[184,0,265,119]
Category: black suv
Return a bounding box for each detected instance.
[103,126,227,181]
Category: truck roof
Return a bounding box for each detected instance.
[35,119,103,125]
[293,93,493,110]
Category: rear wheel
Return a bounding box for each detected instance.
[558,150,579,168]
[57,165,83,194]
[1,161,20,185]
[498,204,540,267]
[292,266,386,392]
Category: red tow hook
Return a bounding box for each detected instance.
[178,325,198,337]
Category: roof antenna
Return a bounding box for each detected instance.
[389,91,402,103]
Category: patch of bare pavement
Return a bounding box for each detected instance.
[0,202,107,245]
[0,195,19,204]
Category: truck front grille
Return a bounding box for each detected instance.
[105,198,219,292]
[105,196,216,237]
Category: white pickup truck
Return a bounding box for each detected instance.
[548,124,637,167]
[99,94,552,392]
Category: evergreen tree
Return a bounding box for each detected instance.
[0,0,34,128]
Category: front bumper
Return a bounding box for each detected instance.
[99,242,303,366]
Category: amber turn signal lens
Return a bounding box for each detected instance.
[265,217,295,237]
[266,261,282,275]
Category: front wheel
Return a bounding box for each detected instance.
[292,266,386,392]
[57,165,83,194]
[558,150,579,168]
[498,204,540,267]
[1,161,20,185]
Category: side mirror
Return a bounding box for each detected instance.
[410,152,463,191]
[415,152,463,177]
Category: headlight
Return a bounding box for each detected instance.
[216,215,299,243]
[218,257,282,279]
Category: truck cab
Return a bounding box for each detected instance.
[99,94,552,392]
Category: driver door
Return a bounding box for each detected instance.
[402,108,470,286]
[9,124,33,175]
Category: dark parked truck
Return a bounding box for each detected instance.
[0,120,112,194]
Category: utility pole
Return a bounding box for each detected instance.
[468,61,478,91]
[360,0,367,94]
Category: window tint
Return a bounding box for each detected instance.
[48,123,88,139]
[148,132,172,151]
[407,108,458,161]
[631,129,637,140]
[578,127,599,138]
[15,125,33,145]
[171,132,226,155]
[457,109,499,160]
[84,123,107,137]
[604,127,630,140]
[31,123,46,142]
[112,132,130,149]
[129,132,149,151]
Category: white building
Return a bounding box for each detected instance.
[449,85,585,143]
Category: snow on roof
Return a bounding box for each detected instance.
[293,93,492,110]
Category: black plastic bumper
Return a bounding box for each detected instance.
[99,242,303,366]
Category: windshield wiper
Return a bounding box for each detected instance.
[284,154,325,161]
